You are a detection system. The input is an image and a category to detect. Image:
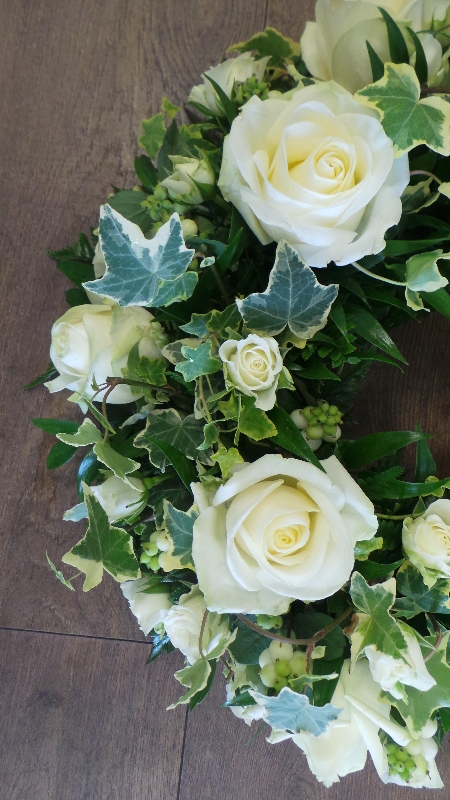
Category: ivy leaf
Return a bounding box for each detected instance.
[181,304,241,339]
[151,271,198,307]
[210,446,244,478]
[405,250,450,296]
[228,27,300,67]
[356,63,450,156]
[134,356,167,386]
[62,487,140,591]
[175,340,222,382]
[198,422,220,451]
[139,112,166,160]
[236,241,338,339]
[92,440,139,486]
[397,563,450,614]
[134,409,205,470]
[168,658,211,709]
[354,536,384,561]
[57,418,102,446]
[238,396,277,441]
[350,572,407,660]
[83,207,194,307]
[250,688,341,736]
[164,501,197,567]
[390,634,450,732]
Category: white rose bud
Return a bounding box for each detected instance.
[403,499,450,586]
[189,53,269,116]
[364,624,436,699]
[121,577,172,636]
[218,82,409,268]
[219,334,283,411]
[162,585,230,664]
[161,156,215,206]
[192,453,378,614]
[301,0,447,94]
[90,475,146,522]
[45,304,167,405]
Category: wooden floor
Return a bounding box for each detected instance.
[1,1,449,797]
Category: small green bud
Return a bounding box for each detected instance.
[140,552,152,565]
[311,407,322,417]
[149,556,160,572]
[323,423,337,437]
[302,406,314,421]
[396,749,408,762]
[142,541,158,557]
[306,424,324,440]
[173,202,187,215]
[260,663,278,688]
[289,652,307,677]
[154,184,167,201]
[317,413,328,424]
[161,209,171,223]
[257,614,283,630]
[387,753,398,766]
[274,659,291,678]
[405,759,416,771]
[386,743,397,755]
[318,401,329,412]
[328,405,338,415]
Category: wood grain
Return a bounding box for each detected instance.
[0,629,186,800]
[0,0,267,638]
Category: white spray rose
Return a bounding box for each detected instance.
[121,577,172,636]
[162,585,230,664]
[90,475,146,523]
[364,623,436,699]
[192,453,377,615]
[301,0,449,94]
[381,718,443,789]
[218,83,409,268]
[218,334,283,411]
[403,499,450,585]
[189,53,269,116]
[45,304,167,405]
[161,156,215,205]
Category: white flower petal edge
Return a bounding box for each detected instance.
[121,577,172,636]
[192,454,377,613]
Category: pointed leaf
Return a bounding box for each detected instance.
[405,249,449,294]
[406,27,428,84]
[134,409,205,470]
[266,405,325,472]
[168,658,211,708]
[175,340,222,382]
[350,307,407,363]
[139,112,166,160]
[350,572,407,660]
[238,395,277,441]
[228,27,300,66]
[378,7,409,64]
[397,563,450,614]
[46,441,77,469]
[57,418,102,446]
[46,553,75,591]
[340,430,429,470]
[164,501,197,566]
[93,440,139,486]
[250,687,341,736]
[390,634,450,732]
[366,40,385,82]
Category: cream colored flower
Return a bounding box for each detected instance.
[301,0,449,94]
[364,623,435,699]
[161,156,215,205]
[162,585,230,664]
[90,475,146,522]
[121,577,172,636]
[219,334,283,411]
[189,53,269,116]
[192,453,377,614]
[218,82,409,268]
[403,499,450,585]
[45,304,166,404]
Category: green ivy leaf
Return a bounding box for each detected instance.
[93,440,139,486]
[250,687,341,736]
[57,418,102,446]
[150,271,198,308]
[238,396,277,441]
[350,572,407,660]
[168,658,211,708]
[83,207,194,307]
[198,422,220,451]
[164,501,197,566]
[228,27,300,67]
[134,409,205,470]
[356,63,450,156]
[390,634,450,732]
[397,562,450,614]
[134,154,158,192]
[139,112,166,160]
[236,241,338,339]
[175,340,222,382]
[210,446,244,478]
[62,486,140,591]
[405,250,450,298]
[134,356,167,386]
[354,536,384,561]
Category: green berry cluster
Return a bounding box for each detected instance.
[140,529,170,572]
[234,76,269,106]
[259,641,307,692]
[141,183,190,235]
[385,741,428,783]
[256,614,283,630]
[303,401,342,440]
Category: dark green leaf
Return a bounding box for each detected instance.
[32,418,79,435]
[266,405,325,472]
[65,288,89,306]
[439,708,450,733]
[57,260,95,287]
[204,74,237,123]
[134,154,158,191]
[397,563,450,614]
[24,362,58,390]
[366,40,385,82]
[293,613,345,661]
[378,7,409,63]
[356,558,404,580]
[300,361,340,381]
[228,618,269,664]
[406,27,428,84]
[414,424,436,482]
[157,119,179,180]
[423,287,450,318]
[312,656,343,706]
[107,190,152,234]
[215,228,244,273]
[46,441,77,469]
[165,502,197,565]
[350,307,407,363]
[384,238,450,256]
[145,439,197,491]
[340,430,429,470]
[77,449,100,499]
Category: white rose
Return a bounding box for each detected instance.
[301,0,448,94]
[218,83,409,268]
[189,53,269,116]
[364,624,436,699]
[161,156,215,205]
[121,576,172,636]
[403,499,450,586]
[162,585,230,664]
[218,334,283,411]
[192,453,377,614]
[90,475,146,522]
[45,303,166,404]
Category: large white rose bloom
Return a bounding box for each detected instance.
[192,453,377,614]
[189,53,269,116]
[403,499,450,585]
[162,585,230,664]
[218,83,409,268]
[121,577,172,636]
[45,303,166,404]
[301,0,449,94]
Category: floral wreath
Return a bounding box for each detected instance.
[29,0,450,790]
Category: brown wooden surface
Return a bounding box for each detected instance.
[0,0,449,798]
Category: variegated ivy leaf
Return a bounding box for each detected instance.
[164,501,198,567]
[175,340,222,382]
[83,206,195,307]
[250,688,341,736]
[236,241,338,339]
[406,249,449,295]
[350,572,407,662]
[62,485,140,591]
[57,418,102,446]
[356,63,450,157]
[134,409,206,470]
[354,536,384,561]
[168,658,211,709]
[92,440,140,487]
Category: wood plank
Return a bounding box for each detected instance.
[0,628,186,800]
[177,673,449,800]
[266,0,316,39]
[0,0,267,637]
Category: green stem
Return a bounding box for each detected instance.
[198,376,214,424]
[236,606,353,647]
[376,512,422,520]
[211,265,231,306]
[352,261,406,287]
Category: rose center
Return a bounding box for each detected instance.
[287,138,356,195]
[268,524,310,556]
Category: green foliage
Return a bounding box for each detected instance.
[238,396,277,441]
[228,618,270,664]
[147,475,191,527]
[359,468,450,500]
[134,409,205,470]
[350,572,407,660]
[175,340,222,382]
[107,190,153,235]
[251,687,341,736]
[228,27,300,67]
[134,154,158,191]
[339,430,429,470]
[24,362,58,390]
[210,446,243,478]
[414,425,436,482]
[349,307,406,363]
[181,304,241,339]
[46,441,77,469]
[57,419,102,446]
[293,613,345,661]
[405,250,449,311]
[62,487,140,591]
[266,406,324,471]
[139,113,166,160]
[83,207,194,307]
[93,440,139,485]
[168,658,211,708]
[164,502,197,566]
[33,418,79,435]
[366,41,384,82]
[390,634,450,732]
[354,536,384,561]
[397,562,450,614]
[46,553,75,591]
[237,242,338,339]
[356,63,450,156]
[378,8,409,64]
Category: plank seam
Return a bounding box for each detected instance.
[0,624,150,645]
[175,706,190,800]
